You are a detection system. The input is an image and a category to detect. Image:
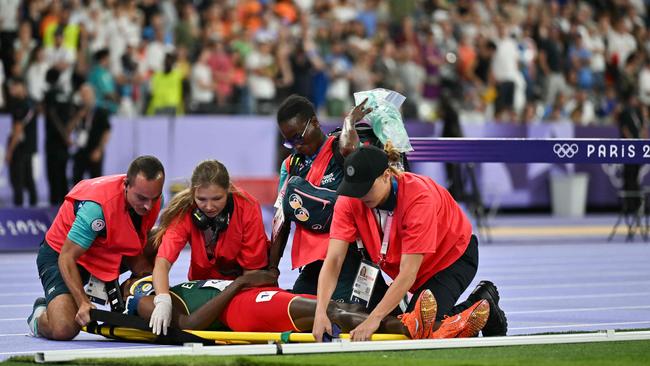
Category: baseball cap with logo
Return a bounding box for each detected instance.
[337,145,389,198]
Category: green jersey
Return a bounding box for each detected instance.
[170,279,233,331]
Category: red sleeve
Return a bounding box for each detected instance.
[400,193,438,255]
[236,200,270,270]
[329,196,359,242]
[157,215,191,264]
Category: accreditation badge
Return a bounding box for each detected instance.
[85,275,108,305]
[350,260,380,308]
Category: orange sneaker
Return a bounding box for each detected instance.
[430,299,490,339]
[398,289,437,339]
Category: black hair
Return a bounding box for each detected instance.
[126,155,165,185]
[94,48,110,63]
[276,94,316,126]
[45,68,61,85]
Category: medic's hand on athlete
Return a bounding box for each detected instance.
[345,98,373,124]
[75,301,96,326]
[239,270,278,288]
[150,293,173,335]
[349,316,381,341]
[312,311,332,342]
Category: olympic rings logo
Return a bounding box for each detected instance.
[553,143,579,158]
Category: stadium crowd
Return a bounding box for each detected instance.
[0,0,648,124]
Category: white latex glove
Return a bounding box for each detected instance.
[150,293,172,335]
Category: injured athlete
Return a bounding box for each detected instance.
[121,271,489,341]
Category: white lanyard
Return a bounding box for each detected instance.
[378,210,393,263]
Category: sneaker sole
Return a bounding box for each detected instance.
[456,300,490,338]
[419,291,437,338]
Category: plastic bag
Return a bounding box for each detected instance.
[353,88,413,152]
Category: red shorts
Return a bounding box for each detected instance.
[220,287,315,332]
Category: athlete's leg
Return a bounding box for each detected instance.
[289,298,408,335]
[37,294,81,340]
[32,242,89,340]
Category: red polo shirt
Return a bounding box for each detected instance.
[157,189,270,280]
[330,172,472,292]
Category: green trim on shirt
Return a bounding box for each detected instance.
[67,201,105,250]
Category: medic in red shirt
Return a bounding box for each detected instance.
[149,159,270,335]
[313,145,507,341]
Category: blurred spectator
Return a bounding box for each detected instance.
[566,89,596,126]
[144,12,173,75]
[394,43,424,119]
[147,52,184,116]
[491,22,520,121]
[88,48,118,114]
[25,46,49,103]
[12,21,37,77]
[420,27,443,105]
[43,7,80,52]
[639,62,650,108]
[246,35,277,114]
[5,78,38,207]
[537,24,566,108]
[543,93,569,122]
[568,32,594,91]
[0,0,646,126]
[71,84,111,184]
[208,40,236,112]
[175,1,200,57]
[43,68,72,205]
[45,26,75,98]
[607,17,637,71]
[0,0,21,78]
[190,47,216,114]
[325,39,353,117]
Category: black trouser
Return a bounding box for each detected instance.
[46,146,69,205]
[9,149,37,206]
[622,164,641,213]
[408,235,479,320]
[292,245,389,312]
[73,151,103,185]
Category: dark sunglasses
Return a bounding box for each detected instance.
[283,117,313,149]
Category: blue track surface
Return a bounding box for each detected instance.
[1,214,649,360]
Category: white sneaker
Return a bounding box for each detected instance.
[27,297,46,337]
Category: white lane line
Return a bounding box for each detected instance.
[0,333,28,337]
[477,270,648,281]
[509,305,650,315]
[501,280,649,290]
[504,292,650,302]
[0,292,41,297]
[479,263,650,276]
[0,283,42,288]
[0,304,31,308]
[511,320,650,330]
[0,344,167,356]
[0,318,23,321]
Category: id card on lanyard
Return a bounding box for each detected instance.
[350,210,393,308]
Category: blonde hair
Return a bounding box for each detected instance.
[384,140,404,176]
[153,160,235,248]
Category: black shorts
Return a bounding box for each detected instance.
[292,245,389,311]
[36,241,91,304]
[495,81,515,112]
[408,235,479,320]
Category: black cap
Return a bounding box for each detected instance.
[337,145,389,198]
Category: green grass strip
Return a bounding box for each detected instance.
[4,339,650,366]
